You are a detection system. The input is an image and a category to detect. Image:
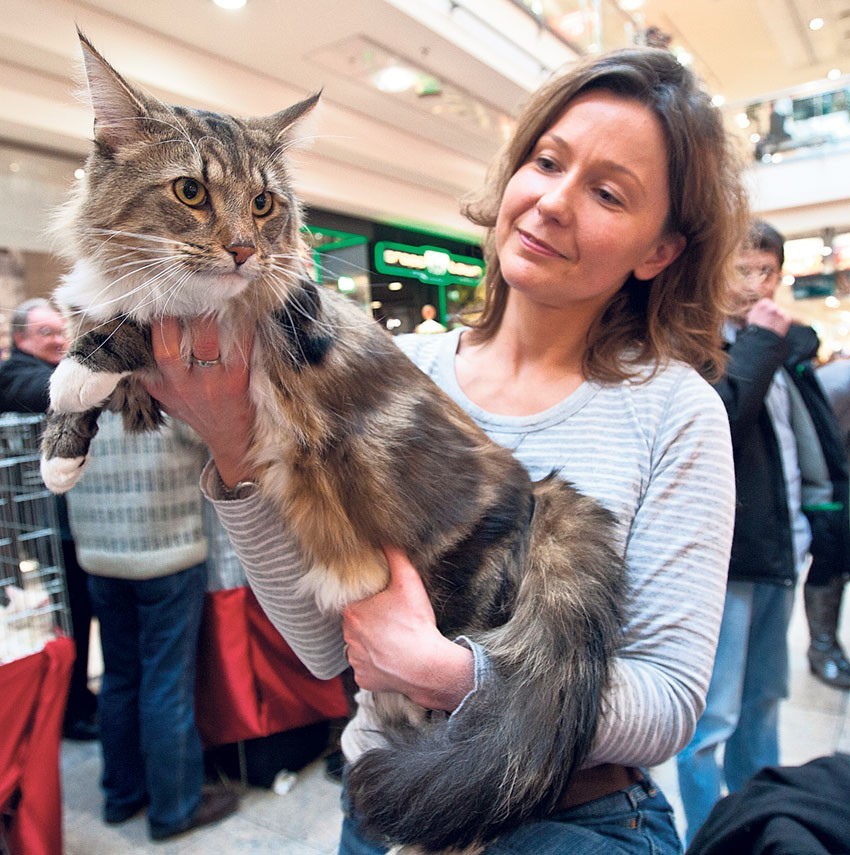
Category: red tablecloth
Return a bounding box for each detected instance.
[195,587,348,748]
[0,636,74,855]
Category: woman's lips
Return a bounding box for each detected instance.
[518,230,563,258]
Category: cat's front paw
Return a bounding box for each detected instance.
[49,360,129,413]
[40,454,88,494]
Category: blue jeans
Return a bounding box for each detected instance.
[676,580,794,845]
[88,563,207,837]
[339,772,682,854]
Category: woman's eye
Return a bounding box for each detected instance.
[173,177,207,207]
[597,188,623,206]
[252,192,274,217]
[535,155,559,172]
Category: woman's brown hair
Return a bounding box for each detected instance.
[462,47,749,382]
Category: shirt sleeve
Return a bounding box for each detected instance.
[200,460,348,680]
[586,374,735,767]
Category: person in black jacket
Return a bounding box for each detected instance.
[808,356,850,688]
[0,298,99,740]
[676,221,850,845]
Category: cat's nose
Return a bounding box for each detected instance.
[226,243,256,266]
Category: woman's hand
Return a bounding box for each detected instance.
[144,316,255,486]
[341,547,474,712]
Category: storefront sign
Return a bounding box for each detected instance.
[374,241,483,286]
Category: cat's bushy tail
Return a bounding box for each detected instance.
[346,476,627,852]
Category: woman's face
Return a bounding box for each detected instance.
[495,90,685,315]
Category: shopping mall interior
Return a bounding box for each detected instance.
[1,0,849,348]
[1,0,849,852]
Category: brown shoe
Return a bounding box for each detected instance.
[150,788,238,841]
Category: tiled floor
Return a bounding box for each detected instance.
[60,585,850,853]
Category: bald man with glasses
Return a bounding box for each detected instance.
[0,297,99,741]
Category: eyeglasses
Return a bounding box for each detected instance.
[31,326,66,339]
[735,265,780,284]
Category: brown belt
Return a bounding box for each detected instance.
[555,764,644,810]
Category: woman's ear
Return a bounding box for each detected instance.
[633,233,687,281]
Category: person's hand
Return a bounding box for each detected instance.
[341,547,474,712]
[144,316,256,486]
[746,297,791,337]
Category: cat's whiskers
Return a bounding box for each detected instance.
[269,132,350,161]
[159,268,200,318]
[264,270,363,336]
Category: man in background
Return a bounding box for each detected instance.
[676,221,850,843]
[414,304,447,334]
[0,298,98,740]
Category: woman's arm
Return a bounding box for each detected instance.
[586,372,735,768]
[145,317,347,679]
[144,317,255,486]
[341,547,474,711]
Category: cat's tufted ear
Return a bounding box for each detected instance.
[76,28,154,152]
[267,91,322,144]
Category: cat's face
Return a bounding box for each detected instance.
[59,33,319,322]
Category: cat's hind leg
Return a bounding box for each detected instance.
[40,409,102,494]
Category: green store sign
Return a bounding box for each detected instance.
[374,241,483,286]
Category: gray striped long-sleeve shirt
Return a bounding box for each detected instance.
[205,328,734,769]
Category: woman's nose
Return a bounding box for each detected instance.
[535,178,574,224]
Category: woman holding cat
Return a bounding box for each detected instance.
[148,47,745,853]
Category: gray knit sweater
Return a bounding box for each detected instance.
[67,412,210,579]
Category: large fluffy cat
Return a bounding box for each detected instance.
[41,32,626,853]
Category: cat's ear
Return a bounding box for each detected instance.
[267,91,322,144]
[76,29,154,152]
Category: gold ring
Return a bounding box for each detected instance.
[193,358,221,368]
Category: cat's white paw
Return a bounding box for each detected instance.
[40,454,88,494]
[49,360,129,413]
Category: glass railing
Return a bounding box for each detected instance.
[732,86,850,163]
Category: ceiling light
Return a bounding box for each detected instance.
[735,112,750,128]
[828,68,841,80]
[388,281,404,291]
[825,296,840,308]
[372,65,418,93]
[809,17,824,31]
[212,0,247,9]
[711,94,726,107]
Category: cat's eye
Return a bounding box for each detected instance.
[252,192,274,217]
[173,177,208,207]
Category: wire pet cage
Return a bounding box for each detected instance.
[0,413,71,664]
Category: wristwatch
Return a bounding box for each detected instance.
[218,476,258,501]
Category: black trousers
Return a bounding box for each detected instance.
[61,537,96,722]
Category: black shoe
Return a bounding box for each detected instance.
[62,717,99,741]
[324,749,345,783]
[104,798,148,825]
[808,643,850,689]
[149,788,239,841]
